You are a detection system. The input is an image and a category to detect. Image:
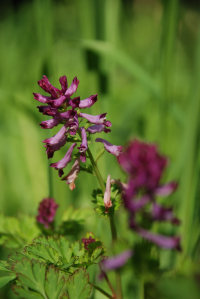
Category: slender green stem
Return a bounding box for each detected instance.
[89,282,113,299]
[87,147,123,299]
[87,147,105,193]
[139,278,144,299]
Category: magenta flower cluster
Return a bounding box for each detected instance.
[34,75,122,189]
[118,139,181,251]
[36,198,59,229]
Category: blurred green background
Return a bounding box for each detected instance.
[0,0,200,298]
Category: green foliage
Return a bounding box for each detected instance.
[58,206,93,236]
[0,235,99,298]
[0,213,40,249]
[91,183,122,218]
[65,268,92,299]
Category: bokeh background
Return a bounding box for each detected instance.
[0,0,200,298]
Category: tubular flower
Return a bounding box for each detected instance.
[103,175,112,213]
[79,113,112,127]
[87,124,111,134]
[101,250,133,271]
[77,127,88,162]
[50,143,77,177]
[95,138,123,157]
[36,198,59,229]
[118,139,181,250]
[62,158,80,190]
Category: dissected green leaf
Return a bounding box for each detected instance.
[13,286,44,299]
[66,268,92,299]
[14,259,46,296]
[0,275,16,288]
[45,266,66,299]
[0,213,40,249]
[12,259,68,299]
[0,260,12,272]
[25,243,59,264]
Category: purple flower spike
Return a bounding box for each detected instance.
[39,115,61,129]
[118,139,168,193]
[68,96,80,109]
[79,112,112,127]
[155,182,178,197]
[50,143,77,177]
[104,175,112,213]
[37,105,58,116]
[38,76,60,99]
[77,127,88,162]
[36,198,59,229]
[87,124,111,134]
[62,158,80,190]
[42,124,67,146]
[45,136,67,159]
[59,75,68,94]
[134,227,181,251]
[65,77,79,98]
[95,138,123,157]
[79,94,98,108]
[33,93,51,104]
[101,250,133,271]
[152,203,180,225]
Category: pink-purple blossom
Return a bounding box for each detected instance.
[101,250,133,271]
[103,175,112,213]
[62,158,80,190]
[87,124,111,134]
[95,138,123,157]
[50,143,77,177]
[36,198,59,229]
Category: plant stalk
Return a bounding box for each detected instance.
[90,282,114,299]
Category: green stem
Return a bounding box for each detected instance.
[87,147,123,299]
[139,278,144,299]
[87,147,105,193]
[90,282,113,299]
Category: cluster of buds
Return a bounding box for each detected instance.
[36,197,59,229]
[33,75,122,190]
[118,139,181,250]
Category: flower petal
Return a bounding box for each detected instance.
[79,94,98,108]
[50,143,77,176]
[152,203,180,225]
[37,105,58,116]
[44,136,67,159]
[65,77,79,97]
[47,95,67,108]
[59,75,68,94]
[39,115,61,129]
[61,158,80,190]
[154,182,178,197]
[42,124,67,145]
[135,227,181,251]
[33,93,51,104]
[68,96,80,109]
[38,75,60,98]
[101,250,133,271]
[104,175,112,213]
[87,124,111,134]
[95,138,123,156]
[79,112,112,127]
[77,127,88,155]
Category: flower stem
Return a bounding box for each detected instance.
[89,282,114,299]
[87,147,123,299]
[87,147,105,193]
